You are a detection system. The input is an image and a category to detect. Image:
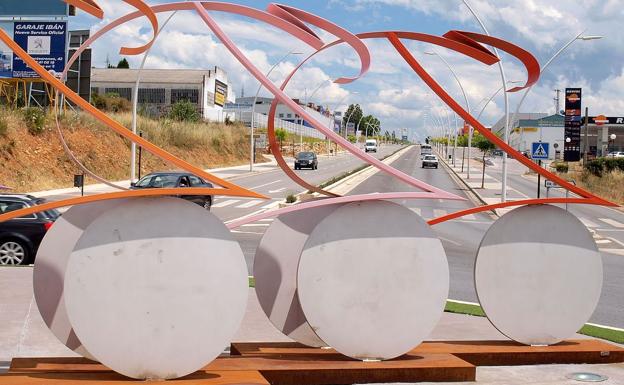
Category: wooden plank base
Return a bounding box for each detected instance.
[5,339,623,385]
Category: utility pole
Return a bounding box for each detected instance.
[583,107,589,163]
[554,89,561,115]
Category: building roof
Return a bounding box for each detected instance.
[518,114,564,128]
[491,112,549,134]
[91,68,213,85]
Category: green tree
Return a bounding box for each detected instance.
[474,133,496,188]
[168,100,200,122]
[275,128,287,152]
[342,104,362,135]
[117,58,130,69]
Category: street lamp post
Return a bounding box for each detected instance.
[425,51,471,176]
[250,50,303,171]
[609,133,617,153]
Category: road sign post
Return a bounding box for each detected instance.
[531,142,549,198]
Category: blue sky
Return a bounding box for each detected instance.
[66,0,624,140]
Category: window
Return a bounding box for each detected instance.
[0,201,36,219]
[104,87,132,100]
[189,176,203,186]
[150,175,179,188]
[138,88,166,104]
[278,113,284,118]
[171,89,199,104]
[287,113,292,118]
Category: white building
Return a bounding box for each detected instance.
[90,67,235,121]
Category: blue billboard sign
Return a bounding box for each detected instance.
[11,21,67,78]
[0,0,68,17]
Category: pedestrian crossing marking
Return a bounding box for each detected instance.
[579,218,599,228]
[237,199,264,208]
[599,218,624,228]
[212,199,239,208]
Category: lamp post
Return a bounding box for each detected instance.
[300,79,331,149]
[343,98,361,140]
[511,32,603,155]
[609,133,616,154]
[250,50,303,171]
[425,51,471,176]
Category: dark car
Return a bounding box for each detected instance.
[130,172,213,209]
[294,152,318,170]
[0,194,60,265]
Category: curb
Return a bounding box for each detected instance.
[437,151,498,219]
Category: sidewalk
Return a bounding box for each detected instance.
[439,151,528,216]
[0,267,621,384]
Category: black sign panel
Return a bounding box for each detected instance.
[564,88,582,161]
[588,116,624,125]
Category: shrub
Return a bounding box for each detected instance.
[584,157,624,177]
[23,107,47,135]
[554,163,568,173]
[168,100,200,122]
[285,193,297,204]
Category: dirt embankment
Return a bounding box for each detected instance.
[0,110,257,192]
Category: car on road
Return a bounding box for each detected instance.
[607,151,624,158]
[294,152,318,170]
[130,172,214,209]
[422,154,439,169]
[365,139,378,153]
[0,194,60,265]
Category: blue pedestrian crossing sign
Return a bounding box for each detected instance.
[531,142,549,160]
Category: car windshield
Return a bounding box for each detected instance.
[366,141,376,145]
[424,156,436,160]
[297,152,314,159]
[137,174,179,188]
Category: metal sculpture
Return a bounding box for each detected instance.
[0,0,615,380]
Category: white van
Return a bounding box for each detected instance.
[365,139,377,153]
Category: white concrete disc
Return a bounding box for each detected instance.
[475,204,602,346]
[34,200,125,359]
[297,200,449,360]
[64,197,248,380]
[254,205,340,347]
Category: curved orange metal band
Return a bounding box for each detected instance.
[0,28,266,201]
[0,188,258,224]
[427,197,608,226]
[387,32,615,208]
[118,0,159,56]
[63,0,103,18]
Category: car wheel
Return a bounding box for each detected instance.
[203,198,212,211]
[0,239,29,265]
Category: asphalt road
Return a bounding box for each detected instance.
[350,147,624,329]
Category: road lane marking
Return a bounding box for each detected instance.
[434,209,447,218]
[237,200,264,208]
[599,218,624,228]
[269,188,286,193]
[578,217,599,228]
[249,180,282,189]
[212,199,239,208]
[410,208,422,216]
[240,223,271,227]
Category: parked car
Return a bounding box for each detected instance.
[365,139,378,153]
[294,152,318,170]
[422,154,439,169]
[130,172,213,209]
[607,151,624,158]
[0,194,60,265]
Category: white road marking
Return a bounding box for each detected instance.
[260,201,280,209]
[269,187,286,193]
[439,236,461,246]
[259,218,274,222]
[231,230,265,235]
[595,239,612,244]
[433,209,447,218]
[240,223,271,227]
[236,200,264,208]
[410,208,422,216]
[212,199,239,208]
[599,218,624,228]
[578,217,599,228]
[249,180,281,189]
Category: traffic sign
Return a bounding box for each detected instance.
[531,142,549,160]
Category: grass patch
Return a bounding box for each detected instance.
[444,300,486,317]
[248,276,255,288]
[560,169,624,206]
[444,300,624,344]
[579,324,624,344]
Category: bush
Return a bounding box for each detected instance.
[90,92,131,112]
[584,157,624,177]
[168,100,200,122]
[554,163,569,173]
[22,107,47,135]
[285,193,297,203]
